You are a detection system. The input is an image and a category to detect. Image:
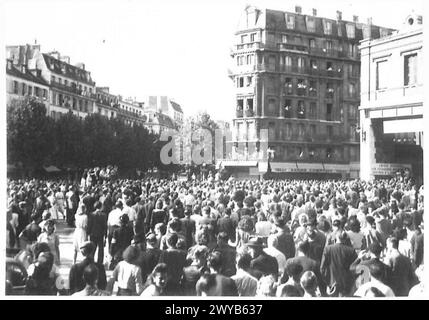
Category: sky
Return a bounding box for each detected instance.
[1,0,425,121]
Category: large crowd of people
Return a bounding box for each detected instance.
[6,170,425,297]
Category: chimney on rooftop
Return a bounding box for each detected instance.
[6,59,12,70]
[353,15,359,23]
[21,64,27,74]
[336,11,342,21]
[312,9,317,16]
[295,6,302,14]
[60,56,70,64]
[75,62,85,70]
[49,51,60,60]
[367,17,373,25]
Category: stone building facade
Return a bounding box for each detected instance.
[229,6,394,177]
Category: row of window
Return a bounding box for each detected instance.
[10,80,48,99]
[237,98,358,122]
[239,31,358,55]
[284,14,356,38]
[51,75,93,93]
[51,92,90,113]
[259,78,357,99]
[120,103,142,115]
[376,53,418,89]
[236,121,338,140]
[236,76,253,88]
[48,60,91,83]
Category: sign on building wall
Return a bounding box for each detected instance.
[384,119,424,133]
[371,163,412,176]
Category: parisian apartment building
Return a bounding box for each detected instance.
[228,5,396,178]
[5,44,182,131]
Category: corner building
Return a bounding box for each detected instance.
[229,6,394,178]
[359,13,423,183]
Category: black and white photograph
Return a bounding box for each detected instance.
[1,0,426,301]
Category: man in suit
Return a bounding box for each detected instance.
[136,233,161,283]
[384,236,418,296]
[132,196,146,237]
[143,195,155,233]
[320,231,357,297]
[271,217,295,260]
[69,241,107,294]
[87,201,107,264]
[217,207,237,243]
[158,233,187,295]
[213,232,236,277]
[350,242,391,291]
[247,237,278,280]
[287,240,324,295]
[196,251,238,296]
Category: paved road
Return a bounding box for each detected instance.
[55,220,113,291]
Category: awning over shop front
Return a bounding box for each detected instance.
[268,162,351,174]
[220,160,258,167]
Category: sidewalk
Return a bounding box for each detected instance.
[55,221,113,291]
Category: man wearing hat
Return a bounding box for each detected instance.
[320,232,357,297]
[247,237,278,280]
[69,241,107,294]
[271,217,295,260]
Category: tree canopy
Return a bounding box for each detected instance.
[7,97,161,176]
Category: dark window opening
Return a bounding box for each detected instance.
[326,104,333,121]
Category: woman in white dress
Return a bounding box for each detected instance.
[73,204,89,264]
[47,190,58,220]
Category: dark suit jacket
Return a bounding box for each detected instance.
[320,243,357,294]
[159,249,187,285]
[217,216,237,242]
[350,257,391,288]
[136,247,161,282]
[213,244,237,277]
[273,231,295,260]
[250,252,279,279]
[386,251,418,296]
[68,258,107,294]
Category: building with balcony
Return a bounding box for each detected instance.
[6,59,50,109]
[227,5,394,178]
[117,96,145,127]
[359,13,423,182]
[95,87,119,119]
[7,45,97,119]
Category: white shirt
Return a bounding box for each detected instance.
[408,283,425,298]
[255,221,272,237]
[122,205,137,222]
[108,208,123,227]
[354,278,395,297]
[111,261,143,295]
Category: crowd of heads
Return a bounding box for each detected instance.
[6,171,425,297]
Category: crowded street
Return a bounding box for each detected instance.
[5,170,425,297]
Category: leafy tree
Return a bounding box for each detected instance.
[7,97,54,175]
